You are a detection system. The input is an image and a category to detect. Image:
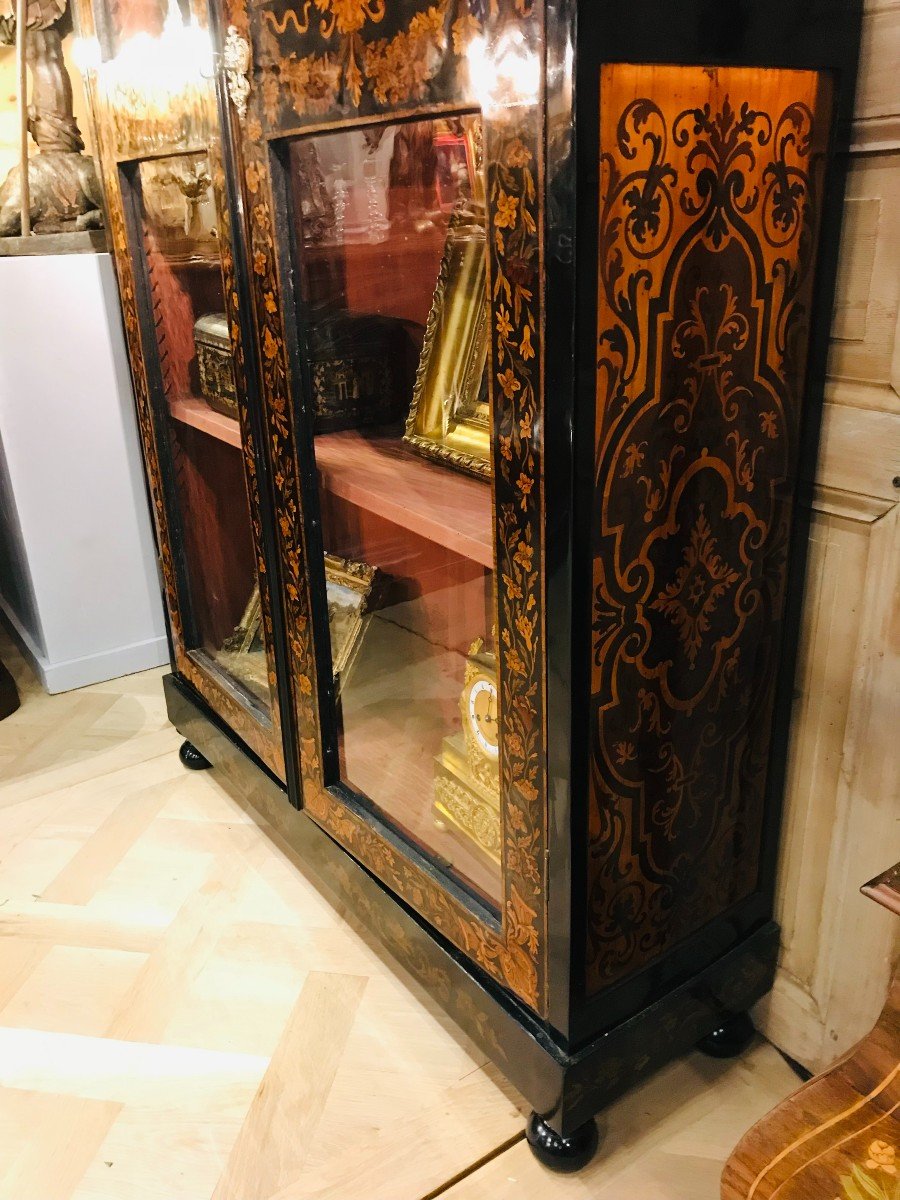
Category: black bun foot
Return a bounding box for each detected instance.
[525,1112,599,1172]
[697,1010,755,1059]
[178,740,212,770]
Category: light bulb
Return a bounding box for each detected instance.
[71,35,101,73]
[466,26,540,115]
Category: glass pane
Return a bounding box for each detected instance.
[287,116,501,909]
[138,151,272,710]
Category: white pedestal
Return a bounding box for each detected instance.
[0,251,168,692]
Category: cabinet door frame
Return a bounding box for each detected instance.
[216,0,553,1015]
[76,0,288,780]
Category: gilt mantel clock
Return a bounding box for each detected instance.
[78,0,863,1171]
[433,636,501,864]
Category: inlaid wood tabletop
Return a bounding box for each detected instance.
[0,633,798,1199]
[722,870,900,1200]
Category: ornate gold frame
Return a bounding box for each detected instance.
[222,587,262,655]
[404,204,491,480]
[214,551,376,695]
[324,553,377,693]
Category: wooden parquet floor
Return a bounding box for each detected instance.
[0,631,800,1199]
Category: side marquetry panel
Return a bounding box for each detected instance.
[586,64,832,995]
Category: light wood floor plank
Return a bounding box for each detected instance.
[0,1027,268,1106]
[270,1063,525,1200]
[105,848,251,1044]
[213,970,368,1200]
[0,729,178,810]
[41,781,176,905]
[0,1089,122,1200]
[0,937,49,1009]
[8,693,121,776]
[1,945,148,1036]
[0,907,163,954]
[70,1097,256,1200]
[0,633,802,1200]
[0,753,180,898]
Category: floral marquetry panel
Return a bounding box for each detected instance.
[240,0,486,133]
[586,64,833,995]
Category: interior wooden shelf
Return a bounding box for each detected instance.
[170,397,242,449]
[165,414,494,569]
[315,430,493,569]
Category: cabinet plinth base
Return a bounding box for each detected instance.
[526,1112,599,1172]
[179,739,212,770]
[697,1011,755,1059]
[163,672,780,1143]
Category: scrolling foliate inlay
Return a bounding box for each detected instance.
[107,180,186,658]
[298,116,549,1007]
[226,0,547,1011]
[586,65,832,995]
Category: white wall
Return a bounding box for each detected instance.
[0,251,168,691]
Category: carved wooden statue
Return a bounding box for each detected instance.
[0,0,103,235]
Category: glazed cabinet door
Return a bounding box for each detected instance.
[77,0,287,778]
[218,0,552,1013]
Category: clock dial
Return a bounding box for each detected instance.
[467,677,499,758]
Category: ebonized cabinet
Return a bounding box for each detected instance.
[77,0,863,1168]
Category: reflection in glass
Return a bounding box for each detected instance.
[287,115,501,908]
[138,151,272,710]
[108,0,193,54]
[99,0,215,157]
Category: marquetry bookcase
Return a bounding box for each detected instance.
[77,0,863,1170]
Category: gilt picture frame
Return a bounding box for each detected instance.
[403,202,491,481]
[324,553,378,694]
[218,554,376,700]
